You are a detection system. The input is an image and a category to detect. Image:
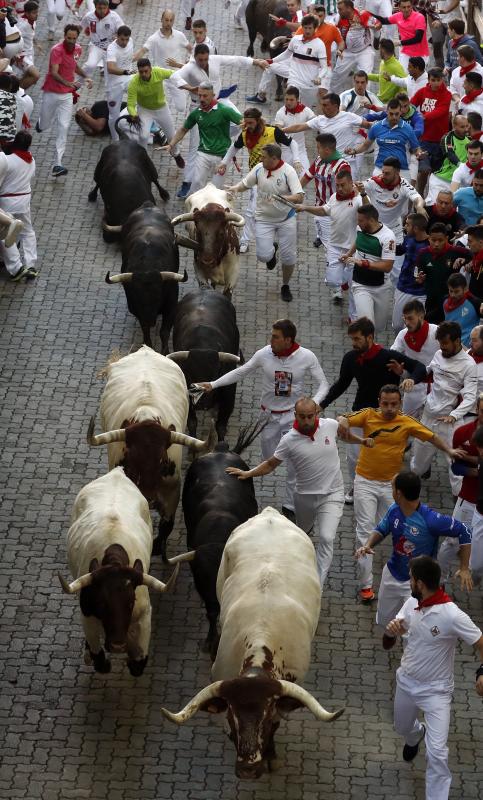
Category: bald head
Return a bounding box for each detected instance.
[470,325,483,355]
[453,114,469,137]
[161,9,175,27]
[294,398,318,434]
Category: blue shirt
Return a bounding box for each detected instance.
[454,187,483,226]
[365,108,424,140]
[376,502,472,582]
[444,294,482,347]
[367,119,420,170]
[396,235,429,295]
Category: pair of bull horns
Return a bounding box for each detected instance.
[161,680,344,724]
[170,211,245,227]
[105,269,189,284]
[86,416,213,453]
[166,351,240,364]
[57,562,180,595]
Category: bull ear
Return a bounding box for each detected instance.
[133,559,144,574]
[199,697,228,714]
[89,558,99,573]
[168,424,176,431]
[276,697,304,713]
[80,586,96,617]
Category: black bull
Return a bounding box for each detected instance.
[169,289,242,440]
[104,204,188,353]
[88,140,169,242]
[245,0,292,99]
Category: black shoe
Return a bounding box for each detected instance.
[10,265,29,282]
[421,467,431,480]
[266,242,278,270]
[281,506,296,522]
[281,284,293,302]
[153,131,168,149]
[25,267,39,280]
[403,725,426,762]
[382,634,397,650]
[313,236,322,248]
[174,154,186,169]
[35,120,42,133]
[52,165,68,177]
[246,93,267,104]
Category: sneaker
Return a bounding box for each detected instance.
[52,165,68,177]
[359,587,375,603]
[266,242,278,270]
[185,16,192,30]
[245,93,267,104]
[153,131,168,149]
[281,284,293,302]
[313,236,322,248]
[174,154,186,169]
[10,265,29,282]
[25,267,39,280]
[176,181,191,199]
[403,725,426,762]
[5,219,24,248]
[239,242,249,254]
[331,287,343,303]
[35,120,42,133]
[382,633,397,650]
[344,488,354,504]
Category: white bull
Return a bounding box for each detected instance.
[171,183,245,298]
[58,468,179,676]
[161,507,344,778]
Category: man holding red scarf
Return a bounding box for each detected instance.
[197,319,329,517]
[387,555,483,800]
[391,299,439,419]
[226,397,374,590]
[0,130,37,281]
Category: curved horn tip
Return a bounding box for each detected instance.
[87,416,96,445]
[105,271,113,284]
[181,269,188,282]
[160,707,182,724]
[57,572,72,594]
[330,708,345,722]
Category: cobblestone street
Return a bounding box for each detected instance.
[0,1,482,798]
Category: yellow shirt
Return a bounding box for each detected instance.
[346,409,435,481]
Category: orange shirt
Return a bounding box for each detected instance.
[295,21,342,66]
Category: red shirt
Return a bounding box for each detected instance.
[410,83,451,143]
[453,420,478,504]
[42,41,82,94]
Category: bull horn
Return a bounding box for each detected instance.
[105,271,133,284]
[142,562,180,592]
[278,681,345,722]
[102,219,123,233]
[165,550,196,565]
[161,681,224,724]
[171,212,194,226]
[218,352,241,364]
[225,211,245,227]
[170,420,216,453]
[175,233,200,251]
[87,416,126,446]
[166,351,190,362]
[159,270,188,282]
[57,571,93,594]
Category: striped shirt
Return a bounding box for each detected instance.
[304,155,351,205]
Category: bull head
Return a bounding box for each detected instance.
[171,210,245,228]
[58,560,179,595]
[86,417,215,454]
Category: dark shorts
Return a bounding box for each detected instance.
[418,140,442,173]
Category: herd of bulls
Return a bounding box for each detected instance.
[57,140,344,779]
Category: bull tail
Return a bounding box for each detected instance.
[232,418,269,455]
[155,181,170,203]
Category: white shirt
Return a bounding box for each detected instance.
[81,10,124,51]
[469,351,483,394]
[339,87,382,116]
[459,94,483,117]
[0,152,35,213]
[173,54,253,98]
[210,344,329,412]
[391,323,440,368]
[274,104,315,153]
[306,111,364,154]
[16,16,35,64]
[322,192,363,247]
[449,62,483,100]
[390,71,428,97]
[106,38,134,89]
[274,418,344,494]
[270,34,329,90]
[452,161,481,189]
[241,161,304,222]
[396,596,481,691]
[425,348,478,419]
[362,177,422,242]
[143,28,189,69]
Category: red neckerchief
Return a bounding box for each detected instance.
[465,158,483,173]
[469,348,483,363]
[267,159,284,178]
[431,205,456,218]
[200,100,217,112]
[336,190,356,201]
[371,174,401,191]
[273,342,300,358]
[472,250,483,279]
[11,149,33,163]
[21,113,31,129]
[429,242,451,256]
[245,126,264,151]
[462,88,483,104]
[444,290,471,312]
[451,36,463,49]
[293,418,319,440]
[404,320,429,352]
[460,61,477,77]
[285,102,305,114]
[471,130,483,140]
[356,343,383,365]
[415,586,452,610]
[291,12,298,21]
[21,14,35,28]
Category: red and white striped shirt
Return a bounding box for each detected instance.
[304,155,351,205]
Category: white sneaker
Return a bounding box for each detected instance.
[331,287,343,302]
[344,488,354,504]
[239,242,249,254]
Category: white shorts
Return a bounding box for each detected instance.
[255,215,297,266]
[376,563,411,629]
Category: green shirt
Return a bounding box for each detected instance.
[184,103,243,157]
[368,56,407,103]
[435,134,470,183]
[127,67,174,115]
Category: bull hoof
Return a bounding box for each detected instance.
[88,188,97,203]
[151,535,165,557]
[103,230,118,243]
[127,656,148,677]
[92,650,111,674]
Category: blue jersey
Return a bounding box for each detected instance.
[367,119,420,170]
[396,235,429,295]
[376,502,472,582]
[454,187,483,226]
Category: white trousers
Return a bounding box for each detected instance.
[0,208,36,275]
[354,474,393,589]
[294,489,345,589]
[392,288,426,333]
[315,214,331,248]
[190,151,224,194]
[84,44,106,78]
[38,91,73,166]
[235,0,250,24]
[258,61,290,95]
[282,143,310,172]
[351,280,392,334]
[164,81,188,115]
[399,52,430,72]
[402,383,427,420]
[425,174,451,206]
[438,497,474,580]
[470,507,483,578]
[394,671,452,800]
[410,409,453,481]
[184,118,199,183]
[347,426,362,486]
[107,78,130,140]
[376,564,411,629]
[240,186,256,246]
[260,410,295,510]
[47,0,66,31]
[255,215,297,266]
[138,105,177,151]
[330,49,375,94]
[180,0,200,18]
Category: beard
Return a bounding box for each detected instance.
[411,588,423,601]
